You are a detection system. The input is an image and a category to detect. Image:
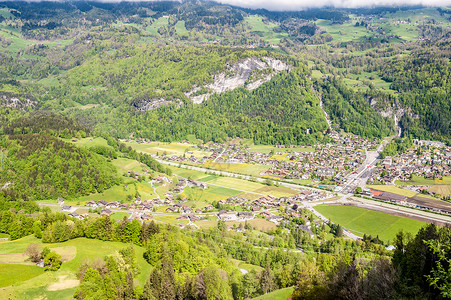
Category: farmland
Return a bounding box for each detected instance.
[315,205,426,242]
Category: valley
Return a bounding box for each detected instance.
[0,1,450,299]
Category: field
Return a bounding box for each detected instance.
[316,19,370,43]
[175,21,188,35]
[0,236,151,299]
[146,16,169,35]
[168,165,299,199]
[124,140,212,159]
[66,136,110,148]
[200,162,268,177]
[396,175,451,185]
[315,205,426,242]
[428,185,451,198]
[368,184,440,202]
[245,15,289,44]
[0,264,44,288]
[368,185,418,197]
[252,287,294,300]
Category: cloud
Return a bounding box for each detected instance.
[214,0,451,11]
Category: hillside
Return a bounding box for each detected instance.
[0,2,449,144]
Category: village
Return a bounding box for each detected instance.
[138,133,379,184]
[369,139,451,186]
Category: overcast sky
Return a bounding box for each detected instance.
[214,0,451,11]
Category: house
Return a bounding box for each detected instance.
[218,210,227,217]
[237,211,253,220]
[86,201,97,207]
[68,212,79,218]
[205,204,214,211]
[260,211,271,219]
[101,209,112,216]
[141,214,153,221]
[106,201,118,208]
[166,207,176,213]
[57,198,65,205]
[62,205,72,212]
[98,200,107,207]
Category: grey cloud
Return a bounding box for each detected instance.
[214,0,451,11]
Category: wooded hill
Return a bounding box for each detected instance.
[0,1,449,144]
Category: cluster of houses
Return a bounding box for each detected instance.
[158,134,378,184]
[369,142,451,185]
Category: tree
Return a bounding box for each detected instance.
[260,264,277,294]
[44,251,62,271]
[24,243,42,263]
[425,240,451,298]
[355,187,362,194]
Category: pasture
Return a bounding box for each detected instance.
[245,15,289,44]
[175,21,188,34]
[146,16,169,35]
[0,236,151,299]
[123,140,212,159]
[315,205,425,242]
[252,287,294,300]
[396,175,451,185]
[0,264,44,288]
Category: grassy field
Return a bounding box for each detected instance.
[245,15,289,44]
[77,184,137,204]
[146,16,169,35]
[230,259,263,273]
[396,175,451,185]
[368,185,418,197]
[182,185,242,204]
[124,140,212,159]
[200,162,268,177]
[66,136,110,148]
[0,264,44,288]
[168,165,298,198]
[428,185,451,198]
[315,19,370,43]
[0,236,151,299]
[368,184,438,200]
[110,212,131,221]
[175,21,188,34]
[252,287,294,300]
[315,205,426,242]
[0,8,14,18]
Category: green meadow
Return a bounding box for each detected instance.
[245,15,289,44]
[315,205,426,242]
[252,286,294,300]
[146,16,169,35]
[0,236,151,299]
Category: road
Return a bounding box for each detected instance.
[338,139,388,194]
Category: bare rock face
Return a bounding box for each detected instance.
[132,98,173,111]
[1,95,36,109]
[186,56,292,104]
